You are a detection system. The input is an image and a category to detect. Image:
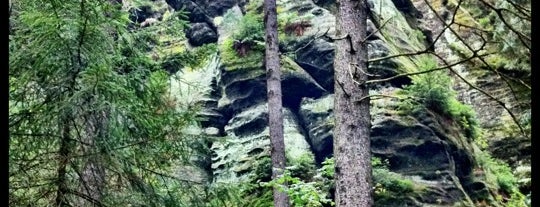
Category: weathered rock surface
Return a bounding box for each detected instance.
[160,0,527,205]
[299,87,480,205]
[217,61,326,119]
[211,103,315,183]
[186,22,218,46]
[299,94,334,162]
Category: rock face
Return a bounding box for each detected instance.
[186,22,218,46]
[370,101,475,205]
[211,103,315,183]
[216,62,326,120]
[164,0,231,46]
[161,0,521,205]
[299,95,334,162]
[165,0,237,18]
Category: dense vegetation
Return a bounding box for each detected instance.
[9,0,212,205]
[9,0,530,206]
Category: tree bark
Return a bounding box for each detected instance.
[264,0,289,206]
[55,117,72,207]
[77,110,108,206]
[333,0,373,206]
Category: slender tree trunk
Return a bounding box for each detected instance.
[333,0,373,206]
[56,117,72,207]
[264,0,289,206]
[77,110,108,206]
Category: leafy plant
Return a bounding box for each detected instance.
[399,55,482,141]
[475,151,529,206]
[263,171,334,207]
[287,153,317,180]
[9,0,208,205]
[218,10,265,70]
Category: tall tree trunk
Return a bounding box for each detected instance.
[264,0,289,206]
[56,117,72,207]
[333,0,373,206]
[77,110,108,206]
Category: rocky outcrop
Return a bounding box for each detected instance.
[299,95,334,162]
[298,87,480,205]
[165,0,237,18]
[370,109,475,205]
[489,137,531,167]
[282,0,336,91]
[211,103,315,183]
[127,0,171,25]
[186,22,218,46]
[158,0,524,205]
[367,39,411,87]
[217,61,326,119]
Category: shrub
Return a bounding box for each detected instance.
[476,151,519,194]
[287,153,317,181]
[232,12,264,43]
[263,170,334,207]
[218,11,265,69]
[399,55,481,141]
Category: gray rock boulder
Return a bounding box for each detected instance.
[186,22,218,46]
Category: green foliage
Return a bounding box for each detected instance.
[476,151,516,193]
[475,151,529,206]
[449,98,482,142]
[161,43,218,73]
[398,55,481,141]
[372,156,390,168]
[219,1,315,70]
[263,171,334,207]
[9,0,208,206]
[504,190,529,207]
[301,157,419,206]
[400,56,454,114]
[252,156,273,182]
[371,157,417,205]
[232,12,264,43]
[198,157,274,207]
[451,0,530,73]
[198,183,273,207]
[287,153,317,180]
[218,5,265,70]
[219,37,264,70]
[373,169,414,195]
[277,11,313,44]
[319,157,335,178]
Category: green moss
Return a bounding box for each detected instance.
[219,37,264,70]
[219,0,315,71]
[218,9,265,70]
[160,43,217,72]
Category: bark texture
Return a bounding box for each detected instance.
[264,0,290,206]
[77,110,109,206]
[333,0,373,206]
[55,118,72,207]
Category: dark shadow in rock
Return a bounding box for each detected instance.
[186,22,218,46]
[129,5,156,23]
[294,38,335,91]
